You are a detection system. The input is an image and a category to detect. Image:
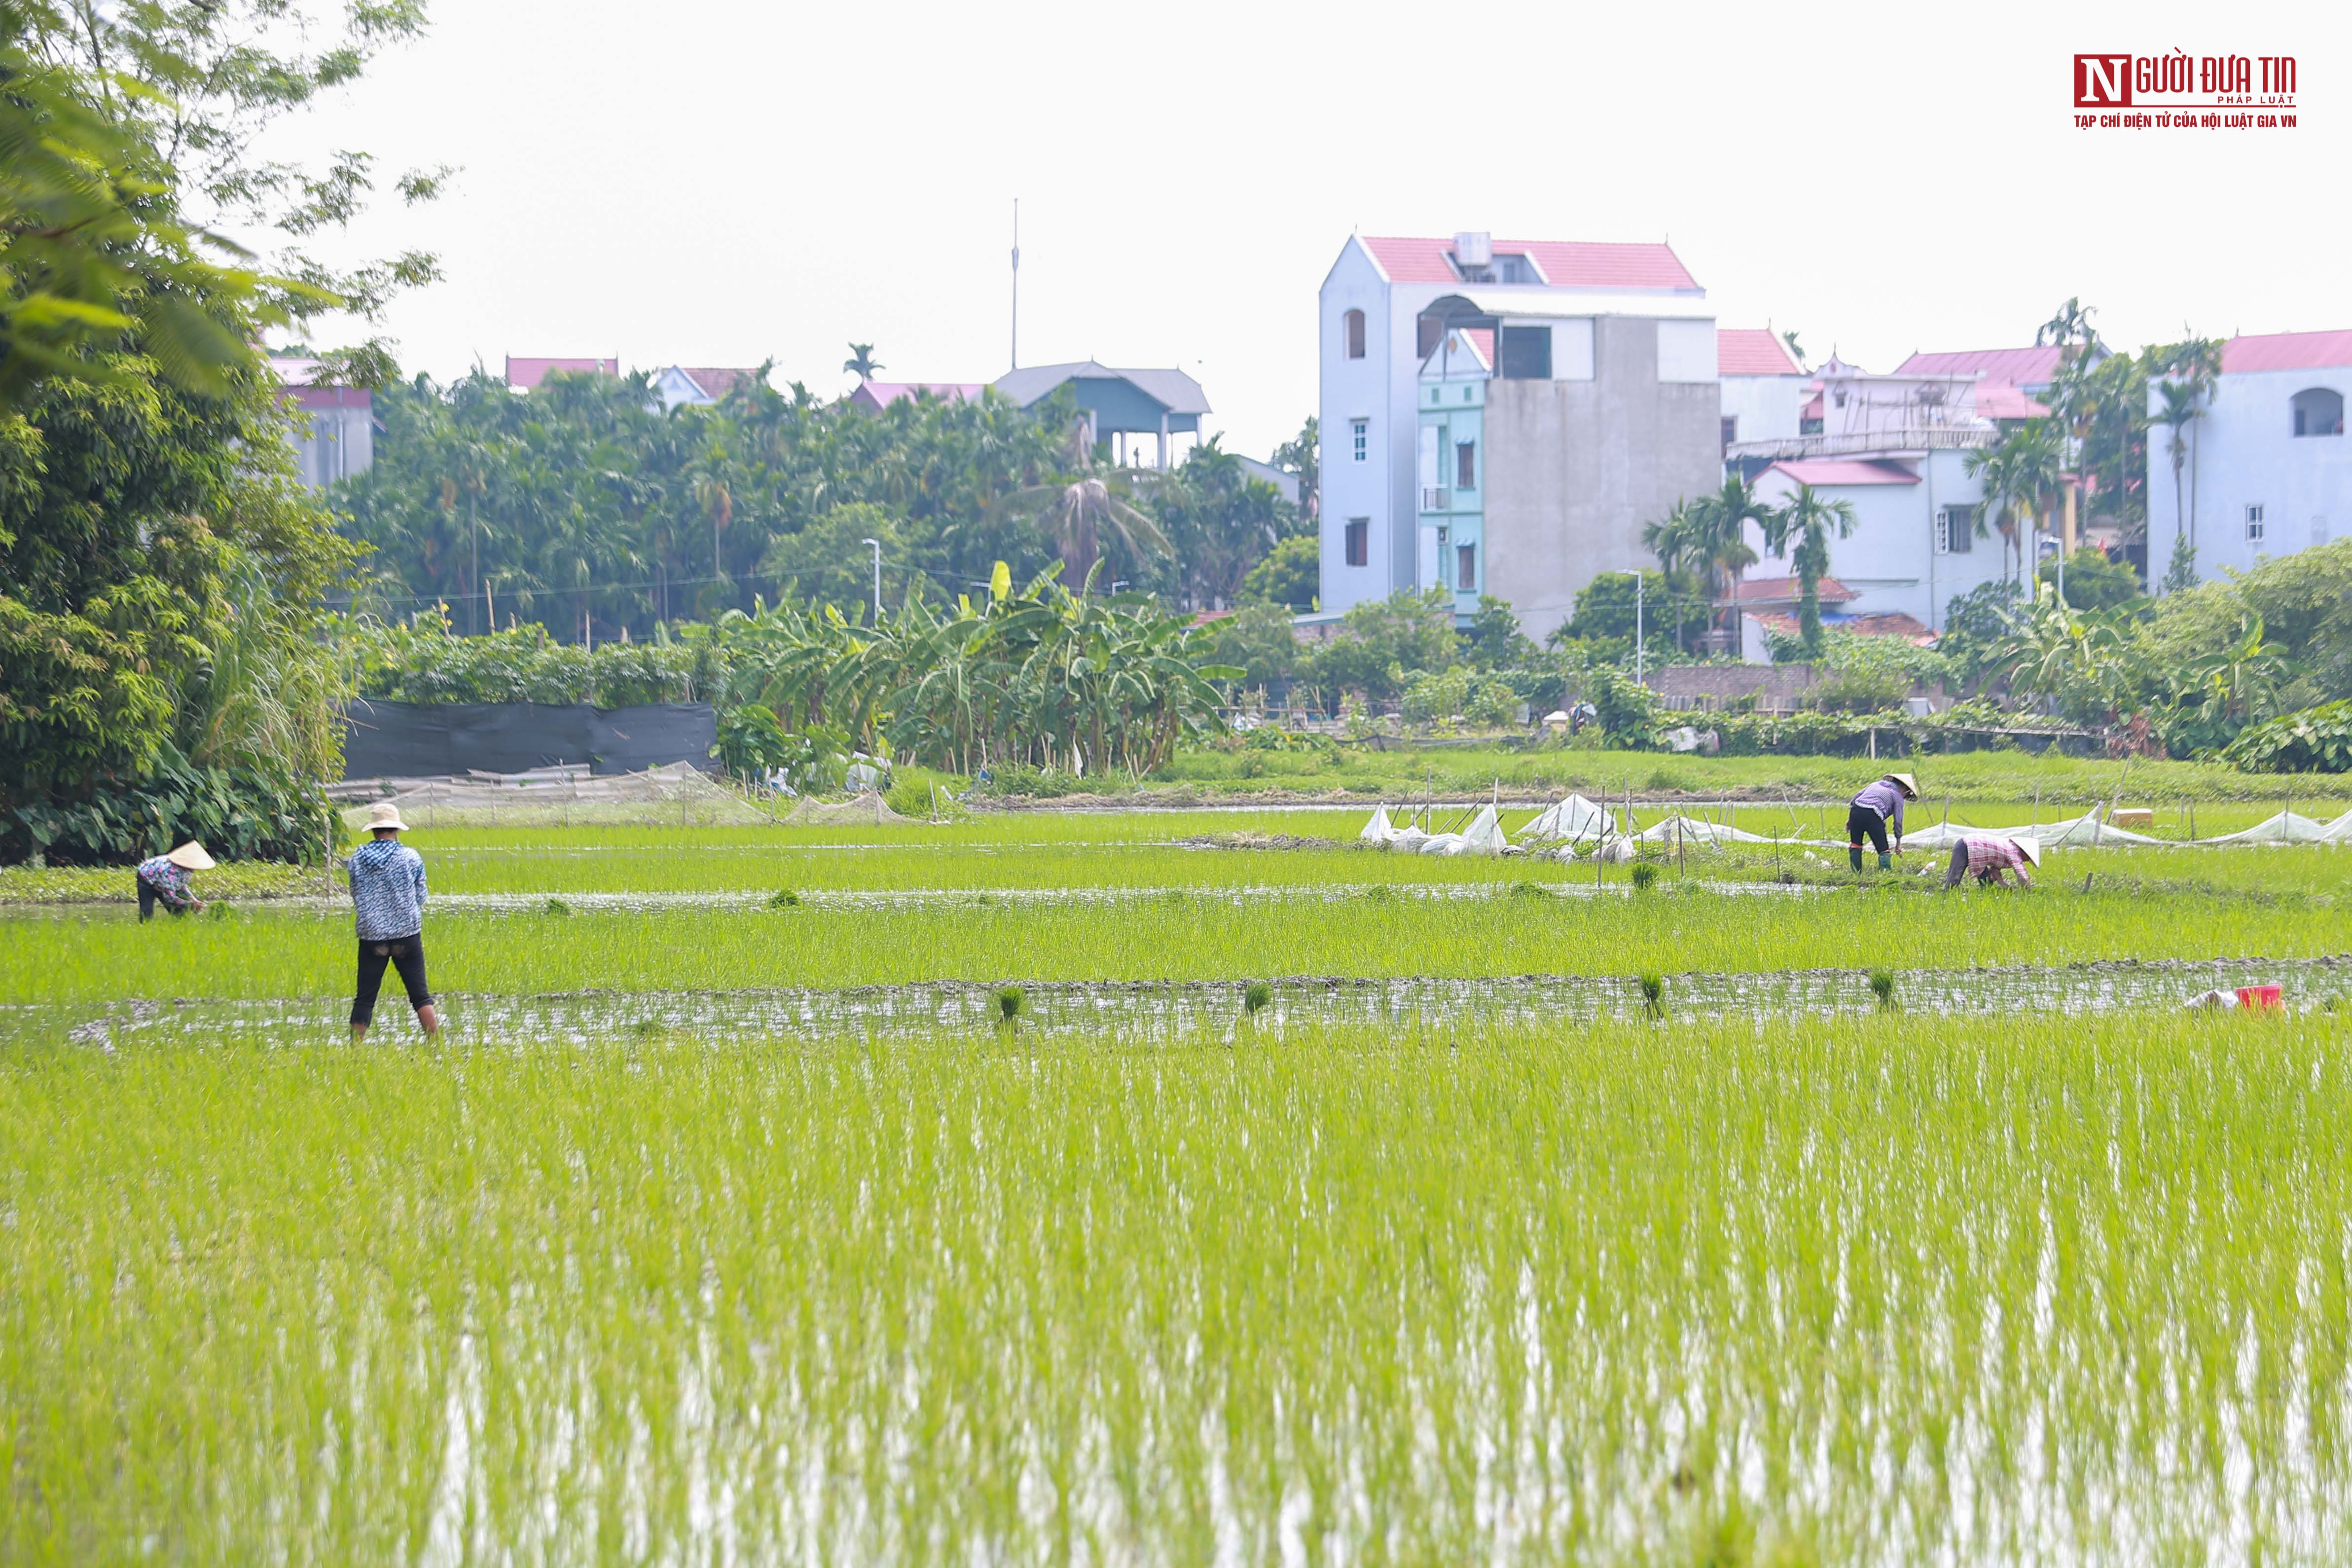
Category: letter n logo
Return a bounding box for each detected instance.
[2075,54,2132,107]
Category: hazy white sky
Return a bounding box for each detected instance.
[282,0,2345,457]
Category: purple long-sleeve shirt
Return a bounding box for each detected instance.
[1850,778,1907,838]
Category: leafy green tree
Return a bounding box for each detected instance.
[842,343,881,379]
[1552,570,1705,651]
[988,416,1171,588]
[1206,603,1301,692]
[2037,547,2143,613]
[1269,417,1317,525]
[1309,587,1457,701]
[759,503,906,615]
[1143,436,1295,609]
[1462,595,1534,670]
[1239,533,1317,611]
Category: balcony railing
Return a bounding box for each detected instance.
[1420,486,1449,512]
[1727,428,1999,461]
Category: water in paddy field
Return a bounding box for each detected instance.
[13,956,2345,1048]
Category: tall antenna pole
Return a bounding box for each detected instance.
[1010,198,1020,371]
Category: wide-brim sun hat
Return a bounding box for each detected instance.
[1887,772,1921,799]
[2017,837,2044,868]
[364,802,410,833]
[164,840,215,871]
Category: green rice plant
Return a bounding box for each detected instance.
[4,1011,2338,1562]
[1243,979,1271,1016]
[767,888,801,908]
[1630,862,1660,892]
[542,896,570,916]
[1869,968,1897,1009]
[995,984,1023,1022]
[1637,970,1664,1013]
[6,883,2340,1005]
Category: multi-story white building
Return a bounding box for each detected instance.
[268,358,373,488]
[1734,364,2025,640]
[2147,329,2350,588]
[1716,328,1809,453]
[1316,231,1720,641]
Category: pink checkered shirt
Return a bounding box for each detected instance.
[1961,837,2034,886]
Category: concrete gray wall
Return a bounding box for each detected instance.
[1481,317,1721,644]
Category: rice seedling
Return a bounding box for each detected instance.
[1630,862,1660,892]
[542,895,570,915]
[1638,969,1665,1013]
[766,888,801,908]
[1869,968,1897,1008]
[1243,979,1272,1016]
[4,1011,2342,1562]
[995,983,1024,1021]
[6,882,2337,1007]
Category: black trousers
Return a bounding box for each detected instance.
[136,877,186,921]
[1845,804,1890,855]
[352,934,433,1025]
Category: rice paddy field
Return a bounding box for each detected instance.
[6,783,2352,1563]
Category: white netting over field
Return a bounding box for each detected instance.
[341,764,781,831]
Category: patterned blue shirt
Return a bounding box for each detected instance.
[347,837,427,940]
[135,855,196,911]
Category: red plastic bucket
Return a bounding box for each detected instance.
[2236,985,2283,1012]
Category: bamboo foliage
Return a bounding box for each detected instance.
[721,564,1239,776]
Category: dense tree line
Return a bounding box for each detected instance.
[333,369,1312,639]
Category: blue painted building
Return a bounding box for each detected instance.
[994,360,1211,468]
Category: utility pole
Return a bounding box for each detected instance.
[469,488,479,636]
[1010,198,1020,371]
[863,536,881,621]
[1620,569,1645,684]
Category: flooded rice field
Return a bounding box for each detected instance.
[17,954,2344,1048]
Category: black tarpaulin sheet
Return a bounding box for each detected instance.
[341,700,716,779]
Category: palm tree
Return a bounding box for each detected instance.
[1762,485,1857,657]
[1964,422,2064,593]
[990,419,1172,586]
[1693,475,1771,648]
[2153,378,2203,582]
[842,343,882,380]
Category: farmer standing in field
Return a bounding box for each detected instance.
[1942,834,2041,889]
[347,802,440,1043]
[1846,772,1919,873]
[134,841,213,920]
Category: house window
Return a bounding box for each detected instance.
[1455,440,1476,490]
[2245,503,2265,542]
[2291,387,2344,437]
[1344,309,1366,361]
[1721,415,1738,452]
[1937,505,1975,555]
[1499,326,1551,379]
[1350,418,1368,462]
[1456,543,1477,590]
[1345,517,1369,567]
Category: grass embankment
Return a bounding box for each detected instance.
[8,883,2340,1004]
[1130,743,2352,807]
[3,1014,2344,1562]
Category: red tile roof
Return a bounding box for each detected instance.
[1766,459,1920,487]
[1727,577,1861,607]
[507,356,618,390]
[1717,328,1801,376]
[1892,346,2065,386]
[1973,382,2049,420]
[848,380,986,411]
[679,366,759,399]
[1359,236,1698,291]
[2222,329,2352,373]
[1745,608,1933,644]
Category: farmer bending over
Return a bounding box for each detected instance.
[1846,772,1918,873]
[1943,834,2041,889]
[135,841,213,920]
[347,802,440,1043]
